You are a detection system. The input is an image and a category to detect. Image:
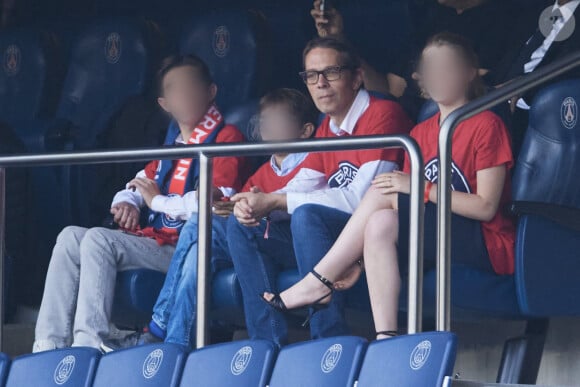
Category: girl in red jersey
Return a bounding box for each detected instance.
[262,32,516,340]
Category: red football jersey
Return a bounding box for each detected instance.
[302,97,413,187]
[144,124,248,192]
[243,158,304,193]
[403,110,516,275]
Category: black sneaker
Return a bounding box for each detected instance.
[100,330,162,353]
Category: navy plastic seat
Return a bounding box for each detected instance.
[93,343,186,387]
[357,332,457,386]
[5,347,100,387]
[179,340,276,387]
[511,79,580,316]
[268,336,367,387]
[179,9,271,112]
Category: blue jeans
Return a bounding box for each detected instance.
[227,204,351,347]
[291,204,351,339]
[151,215,230,348]
[227,215,296,347]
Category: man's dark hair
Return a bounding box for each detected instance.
[302,37,362,70]
[156,54,213,95]
[259,88,319,127]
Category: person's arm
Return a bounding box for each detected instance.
[286,159,397,214]
[110,168,148,209]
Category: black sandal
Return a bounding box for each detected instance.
[261,269,334,326]
[376,330,398,339]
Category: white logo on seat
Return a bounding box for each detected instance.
[410,340,432,370]
[230,346,253,375]
[142,349,164,379]
[320,344,342,373]
[54,355,76,385]
[561,97,577,129]
[3,45,21,76]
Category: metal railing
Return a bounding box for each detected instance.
[0,134,424,350]
[444,378,553,387]
[436,50,580,331]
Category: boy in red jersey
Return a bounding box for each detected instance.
[228,37,413,347]
[33,55,247,352]
[101,88,318,351]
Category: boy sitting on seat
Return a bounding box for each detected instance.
[33,54,247,352]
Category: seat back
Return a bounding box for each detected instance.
[5,347,100,387]
[56,16,163,148]
[179,339,276,387]
[269,336,367,387]
[0,27,61,127]
[179,9,271,112]
[357,332,457,387]
[93,344,186,387]
[512,79,580,207]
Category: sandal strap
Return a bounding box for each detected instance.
[310,269,334,290]
[376,330,398,337]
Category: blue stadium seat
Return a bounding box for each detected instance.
[179,339,276,386]
[179,9,271,112]
[92,344,186,387]
[268,336,367,387]
[5,347,100,387]
[61,16,165,227]
[0,26,67,305]
[0,352,11,386]
[357,332,457,387]
[511,79,580,317]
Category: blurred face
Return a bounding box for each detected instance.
[258,104,312,142]
[157,65,217,126]
[303,47,362,120]
[418,45,475,106]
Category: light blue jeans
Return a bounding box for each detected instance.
[151,215,230,348]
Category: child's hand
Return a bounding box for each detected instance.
[128,177,161,208]
[213,198,235,217]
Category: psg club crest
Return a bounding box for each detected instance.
[320,344,343,373]
[213,26,230,58]
[142,349,164,379]
[410,340,432,370]
[230,346,253,375]
[328,161,358,188]
[105,32,122,64]
[561,97,578,130]
[3,45,21,76]
[53,355,76,385]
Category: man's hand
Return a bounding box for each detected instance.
[311,0,344,37]
[213,200,235,217]
[372,171,411,195]
[128,177,161,208]
[110,202,140,230]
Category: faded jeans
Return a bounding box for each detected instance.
[33,226,174,352]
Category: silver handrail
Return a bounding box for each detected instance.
[0,134,424,349]
[436,50,580,331]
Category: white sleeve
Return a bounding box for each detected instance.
[286,160,398,214]
[110,169,147,209]
[150,186,238,220]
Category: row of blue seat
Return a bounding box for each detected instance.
[0,332,456,386]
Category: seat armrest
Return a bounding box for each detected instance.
[510,201,580,232]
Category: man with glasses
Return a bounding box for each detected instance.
[228,37,413,347]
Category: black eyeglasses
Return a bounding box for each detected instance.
[299,65,353,85]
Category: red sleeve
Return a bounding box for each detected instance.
[474,112,514,172]
[143,160,159,179]
[213,125,248,192]
[402,123,425,174]
[242,162,267,192]
[351,100,414,167]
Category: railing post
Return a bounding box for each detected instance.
[196,153,213,349]
[406,138,425,334]
[0,168,5,351]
